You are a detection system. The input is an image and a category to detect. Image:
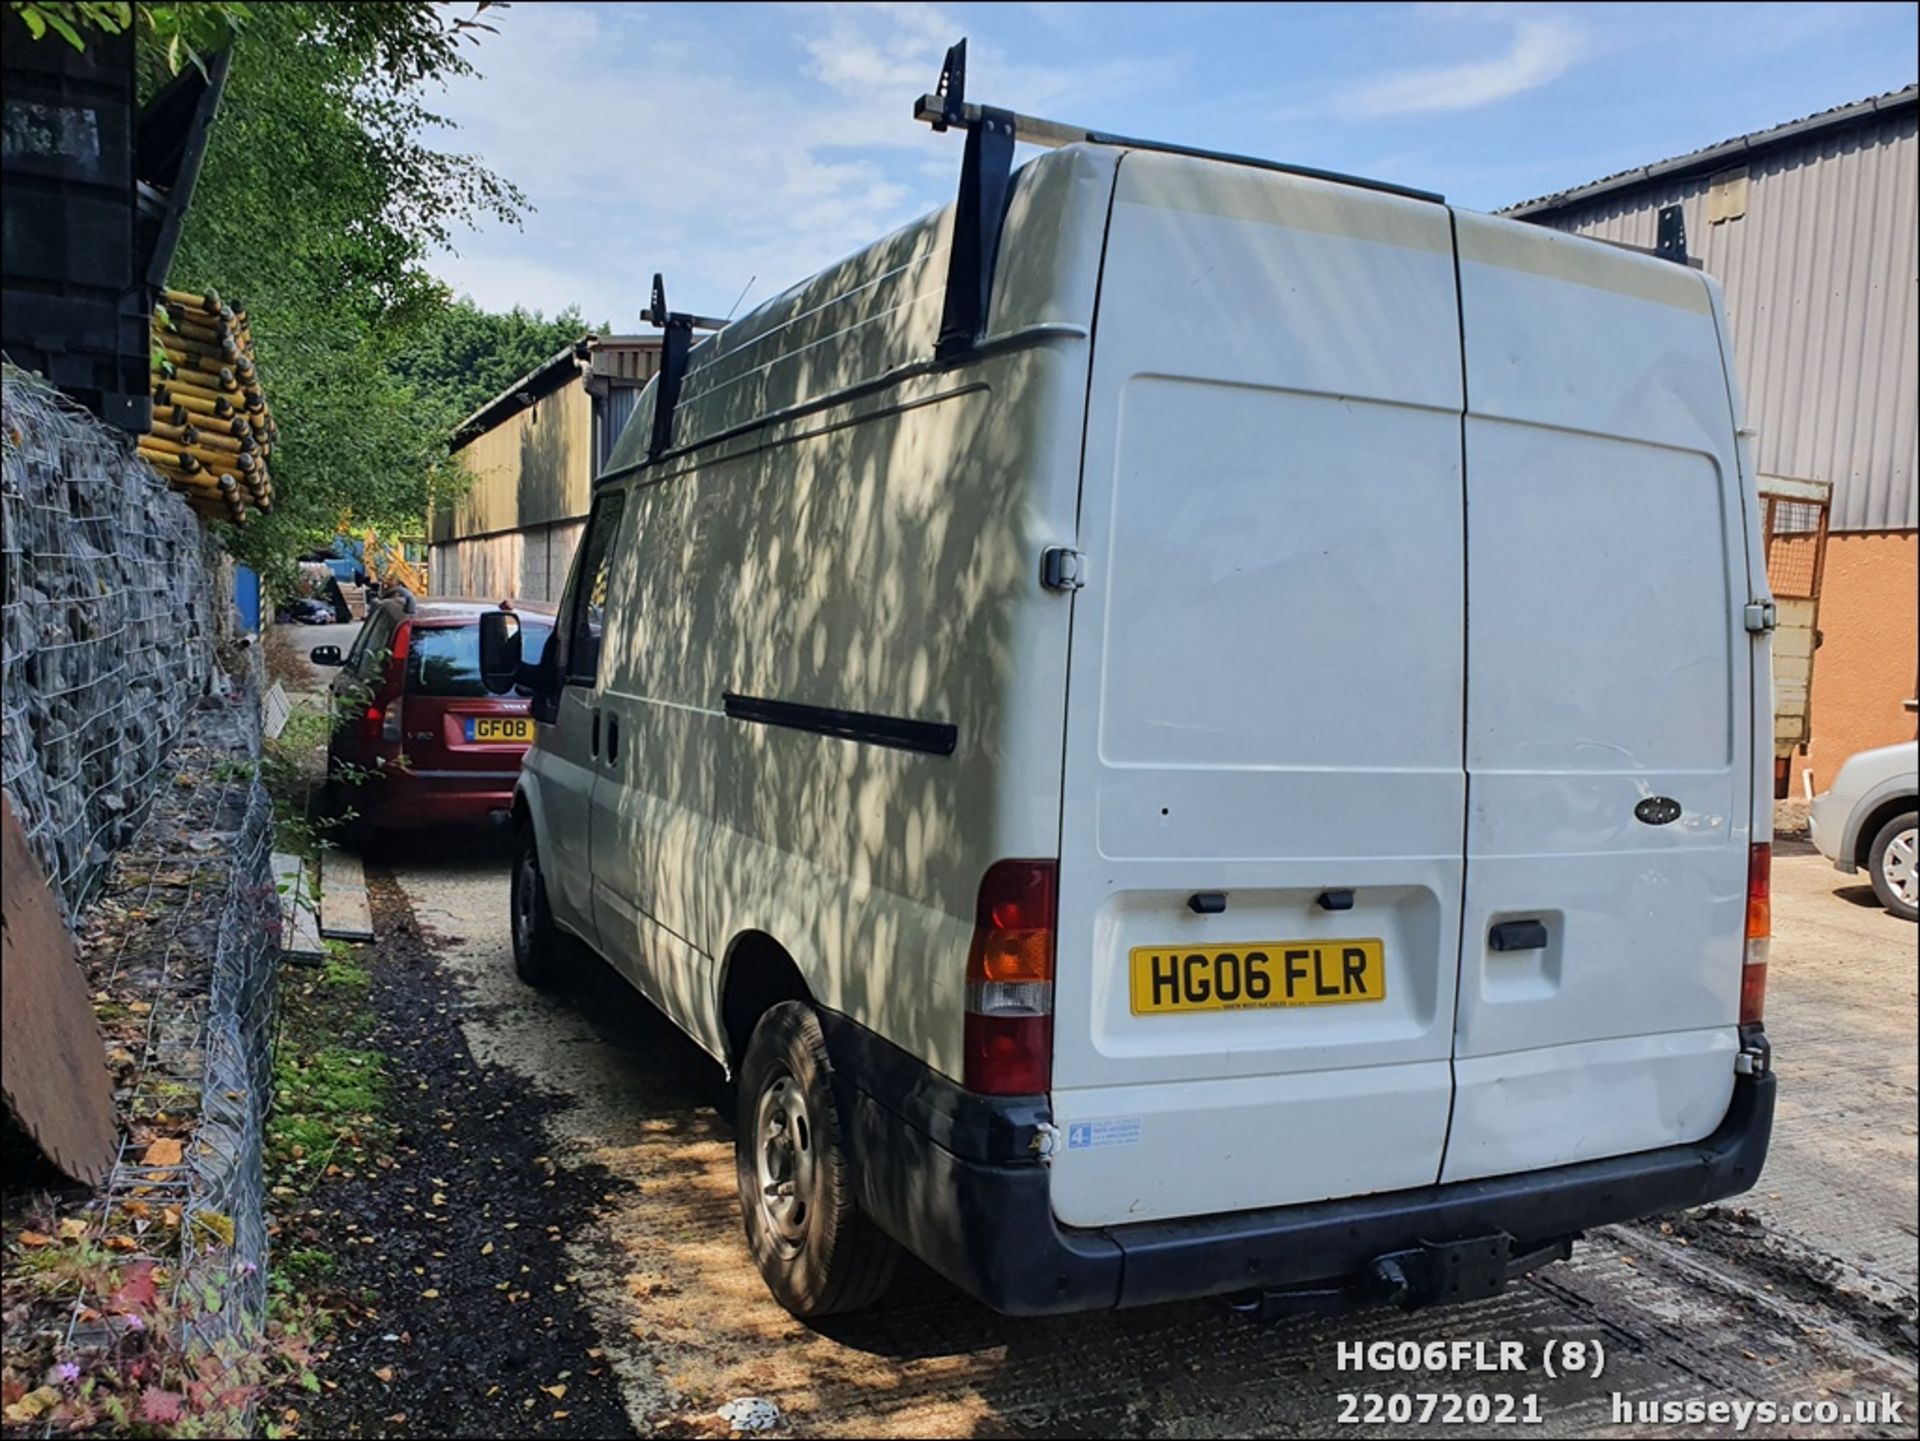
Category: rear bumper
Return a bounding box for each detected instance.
[820,1012,1774,1316]
[358,766,519,830]
[1805,788,1849,867]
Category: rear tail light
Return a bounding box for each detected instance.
[963,860,1056,1095]
[1741,842,1769,1025]
[360,703,383,747]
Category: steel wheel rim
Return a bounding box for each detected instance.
[513,850,536,957]
[753,1069,815,1255]
[1885,826,1918,907]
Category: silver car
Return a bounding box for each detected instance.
[1809,742,1919,921]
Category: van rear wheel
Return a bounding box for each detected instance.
[1868,811,1918,922]
[735,1001,897,1317]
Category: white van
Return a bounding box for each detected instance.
[482,56,1775,1320]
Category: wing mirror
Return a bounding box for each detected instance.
[309,644,344,666]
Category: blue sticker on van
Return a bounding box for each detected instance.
[1066,1117,1142,1150]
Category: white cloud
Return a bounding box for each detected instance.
[423,2,1173,322]
[1348,14,1586,118]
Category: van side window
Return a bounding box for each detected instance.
[563,492,627,685]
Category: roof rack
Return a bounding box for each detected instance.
[914,38,1444,360]
[642,273,726,464]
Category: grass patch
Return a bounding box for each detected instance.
[321,941,372,995]
[269,1044,386,1174]
[276,1248,338,1287]
[269,939,389,1189]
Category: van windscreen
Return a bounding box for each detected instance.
[406,619,553,696]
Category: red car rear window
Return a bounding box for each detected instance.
[405,619,553,697]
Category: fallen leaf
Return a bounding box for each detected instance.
[4,1387,59,1422]
[421,1289,440,1299]
[144,1139,184,1167]
[553,1411,570,1419]
[17,1230,54,1249]
[59,1217,88,1239]
[431,1193,447,1207]
[140,1387,185,1423]
[374,1367,394,1384]
[481,1242,494,1256]
[586,1348,604,1361]
[542,1384,567,1400]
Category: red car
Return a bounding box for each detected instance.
[313,597,556,839]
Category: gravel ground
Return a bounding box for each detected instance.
[1754,848,1918,1295]
[288,871,636,1440]
[274,633,1915,1438]
[369,846,1917,1439]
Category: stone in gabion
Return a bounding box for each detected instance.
[2,362,223,922]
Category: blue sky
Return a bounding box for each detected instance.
[424,1,1918,327]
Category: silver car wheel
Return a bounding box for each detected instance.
[1884,826,1918,909]
[753,1069,816,1256]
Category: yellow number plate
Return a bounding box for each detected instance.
[1129,940,1386,1014]
[472,716,533,743]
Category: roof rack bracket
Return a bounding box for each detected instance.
[913,35,1443,354]
[937,97,1017,360]
[1656,203,1690,266]
[643,275,728,464]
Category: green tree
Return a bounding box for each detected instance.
[157,3,527,586]
[11,2,543,591]
[390,298,595,429]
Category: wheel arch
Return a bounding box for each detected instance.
[718,930,814,1075]
[510,776,548,855]
[1852,791,1918,871]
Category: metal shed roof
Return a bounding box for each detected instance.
[1501,87,1918,532]
[1502,84,1918,219]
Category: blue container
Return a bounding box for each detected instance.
[234,563,261,634]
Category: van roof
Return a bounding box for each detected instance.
[598,135,1694,481]
[602,141,1124,478]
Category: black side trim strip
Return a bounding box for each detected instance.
[722,692,957,757]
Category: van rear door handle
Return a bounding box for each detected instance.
[1489,919,1549,952]
[590,710,601,758]
[606,716,620,764]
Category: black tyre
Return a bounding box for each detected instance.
[510,825,574,987]
[735,1001,897,1317]
[1867,810,1918,922]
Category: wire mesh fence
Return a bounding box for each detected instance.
[2,361,223,923]
[54,681,281,1425]
[5,360,282,1419]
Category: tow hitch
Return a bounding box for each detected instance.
[1223,1234,1575,1322]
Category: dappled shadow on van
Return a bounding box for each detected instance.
[583,154,1110,1083]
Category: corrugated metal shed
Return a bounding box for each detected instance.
[1502,87,1917,533]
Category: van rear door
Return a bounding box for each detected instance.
[1442,215,1753,1184]
[1048,153,1468,1229]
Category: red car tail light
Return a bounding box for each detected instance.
[963,860,1056,1095]
[1741,842,1769,1026]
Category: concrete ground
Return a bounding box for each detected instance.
[1757,845,1918,1293]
